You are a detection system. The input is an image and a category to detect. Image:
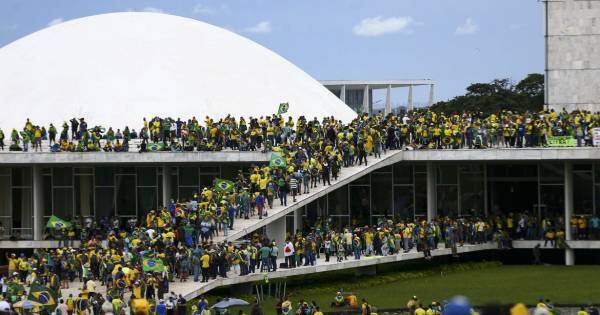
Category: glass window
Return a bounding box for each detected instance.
[540,185,564,219]
[200,166,220,174]
[178,187,197,201]
[221,165,242,180]
[329,216,350,231]
[351,175,370,186]
[52,167,73,186]
[74,167,93,175]
[138,187,157,217]
[11,167,32,186]
[95,187,114,218]
[437,185,458,217]
[349,186,370,225]
[75,175,94,219]
[95,167,114,186]
[12,188,32,230]
[393,164,413,184]
[437,165,458,185]
[460,171,484,215]
[0,176,11,218]
[574,171,593,214]
[540,163,564,184]
[488,164,537,178]
[414,173,427,216]
[200,174,217,189]
[328,185,348,215]
[371,173,392,216]
[136,167,157,186]
[53,187,74,219]
[43,175,52,217]
[117,167,136,174]
[179,167,198,186]
[116,175,136,216]
[373,165,392,173]
[394,186,414,220]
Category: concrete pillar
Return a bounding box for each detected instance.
[407,85,414,112]
[266,215,287,254]
[428,84,435,107]
[564,162,575,266]
[385,84,392,115]
[32,165,44,241]
[162,164,172,207]
[426,163,437,222]
[293,209,302,234]
[340,85,346,103]
[362,85,370,114]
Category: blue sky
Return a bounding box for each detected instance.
[0,0,544,106]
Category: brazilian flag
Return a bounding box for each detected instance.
[269,153,287,168]
[46,215,72,229]
[142,258,165,272]
[28,283,57,311]
[214,179,235,193]
[147,142,165,152]
[7,283,25,297]
[278,102,289,115]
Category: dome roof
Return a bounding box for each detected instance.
[0,12,356,130]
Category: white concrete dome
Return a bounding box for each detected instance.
[0,12,356,130]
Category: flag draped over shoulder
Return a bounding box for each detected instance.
[45,215,72,229]
[278,102,289,115]
[28,282,57,311]
[142,258,165,272]
[214,179,235,193]
[269,153,287,168]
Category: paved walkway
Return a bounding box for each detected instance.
[60,242,497,301]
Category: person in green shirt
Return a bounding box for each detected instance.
[258,245,271,272]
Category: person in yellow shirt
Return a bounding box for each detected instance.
[200,252,211,282]
[577,306,590,315]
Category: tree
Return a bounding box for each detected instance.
[430,74,544,115]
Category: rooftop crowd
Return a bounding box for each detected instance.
[1,108,600,152]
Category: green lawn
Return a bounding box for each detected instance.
[202,264,600,314]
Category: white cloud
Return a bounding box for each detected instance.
[142,7,165,13]
[353,16,416,37]
[47,18,64,27]
[193,3,214,15]
[455,18,478,35]
[243,21,271,34]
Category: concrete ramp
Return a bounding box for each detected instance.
[213,150,404,243]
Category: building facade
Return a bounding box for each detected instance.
[0,153,597,242]
[546,0,600,111]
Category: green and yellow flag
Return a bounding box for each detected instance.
[142,258,165,272]
[269,153,287,168]
[28,283,57,311]
[147,142,165,151]
[214,179,235,193]
[45,215,72,229]
[278,102,289,115]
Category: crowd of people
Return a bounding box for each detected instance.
[2,108,600,152]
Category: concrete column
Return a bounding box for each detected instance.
[266,215,287,254]
[385,84,392,115]
[32,165,44,241]
[564,162,575,266]
[407,85,414,112]
[293,209,302,234]
[340,85,346,103]
[426,163,437,222]
[162,164,172,207]
[362,85,370,114]
[428,84,435,107]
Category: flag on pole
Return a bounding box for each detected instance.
[214,179,235,193]
[269,153,287,168]
[45,215,72,229]
[278,102,289,115]
[142,258,165,272]
[28,283,57,311]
